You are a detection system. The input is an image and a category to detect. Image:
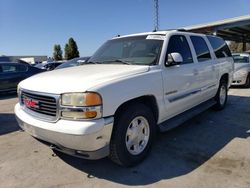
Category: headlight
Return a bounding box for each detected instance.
[61,92,102,120]
[62,92,102,106]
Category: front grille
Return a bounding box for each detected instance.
[21,90,59,121]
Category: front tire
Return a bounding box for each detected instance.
[213,79,228,110]
[109,103,156,167]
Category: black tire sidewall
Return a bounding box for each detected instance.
[245,74,250,87]
[110,103,156,166]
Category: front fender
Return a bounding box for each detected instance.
[90,69,165,124]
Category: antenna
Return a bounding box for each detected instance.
[154,0,159,31]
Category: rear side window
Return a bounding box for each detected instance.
[16,64,28,72]
[2,65,17,73]
[190,36,211,62]
[1,64,28,73]
[207,36,232,58]
[166,35,193,64]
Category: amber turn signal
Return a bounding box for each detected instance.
[85,93,102,106]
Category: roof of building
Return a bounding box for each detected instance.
[183,15,250,42]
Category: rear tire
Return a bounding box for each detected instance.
[213,79,228,110]
[109,103,156,167]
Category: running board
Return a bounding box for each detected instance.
[159,99,216,132]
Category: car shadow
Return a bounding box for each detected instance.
[230,85,249,89]
[0,113,20,136]
[47,94,250,185]
[0,92,17,100]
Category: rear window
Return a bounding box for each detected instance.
[190,36,211,62]
[207,36,232,58]
[233,54,249,63]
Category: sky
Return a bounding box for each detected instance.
[0,0,250,57]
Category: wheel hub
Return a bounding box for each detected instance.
[125,116,150,155]
[219,85,226,105]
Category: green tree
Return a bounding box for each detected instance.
[64,37,80,60]
[64,43,70,60]
[53,44,63,61]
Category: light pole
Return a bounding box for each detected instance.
[154,0,159,31]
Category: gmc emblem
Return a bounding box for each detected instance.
[23,98,39,109]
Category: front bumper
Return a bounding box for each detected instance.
[232,75,247,86]
[15,103,114,159]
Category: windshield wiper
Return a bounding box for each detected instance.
[102,59,133,65]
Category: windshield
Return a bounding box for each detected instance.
[89,35,164,65]
[233,54,249,63]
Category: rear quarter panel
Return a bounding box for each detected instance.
[217,57,234,88]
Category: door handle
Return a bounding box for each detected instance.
[193,69,199,76]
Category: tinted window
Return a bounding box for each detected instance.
[16,64,28,72]
[207,36,232,58]
[166,35,193,64]
[2,65,17,73]
[1,64,28,73]
[191,36,211,62]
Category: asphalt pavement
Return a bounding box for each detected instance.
[0,88,249,188]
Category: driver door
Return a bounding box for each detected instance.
[162,35,201,120]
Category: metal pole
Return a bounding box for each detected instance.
[154,0,159,31]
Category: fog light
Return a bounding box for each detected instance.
[85,111,97,118]
[61,110,98,119]
[62,111,86,119]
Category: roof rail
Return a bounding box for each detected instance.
[157,28,188,32]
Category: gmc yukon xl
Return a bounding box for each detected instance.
[15,30,234,166]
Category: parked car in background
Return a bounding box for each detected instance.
[35,62,62,71]
[232,52,250,87]
[55,57,91,69]
[0,62,45,92]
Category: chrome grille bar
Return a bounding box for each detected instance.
[20,89,60,122]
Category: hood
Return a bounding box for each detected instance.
[19,64,149,94]
[234,63,250,72]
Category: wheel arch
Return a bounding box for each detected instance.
[114,95,159,124]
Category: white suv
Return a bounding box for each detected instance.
[15,30,234,166]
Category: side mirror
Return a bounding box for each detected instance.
[165,52,183,66]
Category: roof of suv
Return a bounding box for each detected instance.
[112,29,219,40]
